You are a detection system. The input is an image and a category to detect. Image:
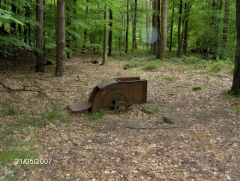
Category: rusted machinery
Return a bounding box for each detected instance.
[69,77,147,113]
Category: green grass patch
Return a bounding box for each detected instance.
[0,151,36,166]
[2,105,20,116]
[235,106,240,113]
[88,109,106,121]
[124,60,143,70]
[142,61,159,71]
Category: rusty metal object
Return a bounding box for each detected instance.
[69,77,147,113]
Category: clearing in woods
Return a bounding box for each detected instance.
[0,55,240,180]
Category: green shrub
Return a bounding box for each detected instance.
[192,86,202,91]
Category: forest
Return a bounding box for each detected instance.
[0,0,240,180]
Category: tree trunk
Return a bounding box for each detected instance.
[102,4,108,65]
[221,0,230,58]
[24,0,31,45]
[82,0,89,53]
[125,0,129,54]
[66,0,71,58]
[108,9,113,56]
[36,0,45,72]
[183,1,190,54]
[177,0,183,56]
[10,0,16,34]
[153,0,159,55]
[169,2,174,52]
[146,0,150,49]
[55,0,66,77]
[158,0,168,60]
[132,0,137,52]
[231,0,240,93]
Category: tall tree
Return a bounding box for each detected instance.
[183,1,191,54]
[10,0,16,34]
[125,0,129,53]
[231,0,240,94]
[55,0,66,77]
[108,9,113,56]
[145,0,151,49]
[132,0,137,52]
[102,4,108,65]
[221,0,230,58]
[169,1,174,52]
[24,0,32,45]
[36,0,45,72]
[158,0,168,59]
[152,0,159,55]
[177,0,183,56]
[82,0,90,54]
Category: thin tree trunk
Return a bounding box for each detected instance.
[146,0,150,49]
[132,0,137,52]
[177,0,183,56]
[169,2,174,52]
[221,0,230,58]
[66,0,71,58]
[82,0,89,53]
[10,0,16,34]
[24,0,31,45]
[102,4,108,65]
[36,0,45,72]
[55,0,66,77]
[183,1,190,54]
[153,0,159,55]
[231,0,240,93]
[125,0,129,53]
[158,0,168,60]
[108,9,113,56]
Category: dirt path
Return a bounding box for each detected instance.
[0,56,240,180]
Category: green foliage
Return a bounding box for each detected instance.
[209,61,225,72]
[88,109,106,121]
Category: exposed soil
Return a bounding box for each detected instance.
[0,55,240,180]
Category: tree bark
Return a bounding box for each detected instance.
[102,4,108,65]
[177,0,183,56]
[158,0,168,60]
[132,0,137,52]
[55,0,66,77]
[36,0,45,72]
[169,2,174,52]
[108,9,113,56]
[230,0,240,93]
[125,0,129,54]
[146,0,150,49]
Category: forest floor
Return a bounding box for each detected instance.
[0,54,240,180]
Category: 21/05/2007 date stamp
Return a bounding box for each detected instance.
[15,158,53,165]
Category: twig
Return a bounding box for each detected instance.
[0,80,55,105]
[126,125,182,129]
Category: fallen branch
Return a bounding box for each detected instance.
[126,125,182,129]
[0,80,55,105]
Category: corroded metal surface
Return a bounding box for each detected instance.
[69,77,147,113]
